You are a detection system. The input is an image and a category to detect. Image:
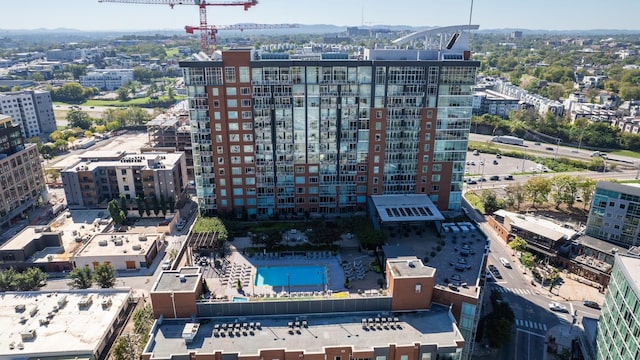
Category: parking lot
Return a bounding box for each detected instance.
[465,150,540,181]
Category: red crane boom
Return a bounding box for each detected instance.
[185,23,299,49]
[98,0,258,54]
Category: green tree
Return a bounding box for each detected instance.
[192,216,228,241]
[160,194,167,216]
[524,177,552,207]
[13,267,47,291]
[68,266,94,289]
[67,109,92,130]
[108,199,126,225]
[509,236,527,255]
[31,72,45,82]
[120,195,128,212]
[480,190,499,214]
[52,82,89,102]
[117,86,130,101]
[578,178,597,209]
[64,64,87,80]
[152,197,160,216]
[112,335,137,360]
[0,268,16,291]
[520,252,536,270]
[93,263,117,288]
[504,183,526,210]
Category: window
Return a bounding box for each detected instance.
[414,284,421,294]
[240,87,251,95]
[241,99,251,107]
[432,164,442,171]
[427,110,433,118]
[124,185,130,191]
[431,185,440,191]
[213,100,220,108]
[423,144,430,151]
[226,87,237,96]
[225,67,236,83]
[242,111,252,119]
[375,145,380,152]
[376,110,382,119]
[228,111,238,119]
[375,122,382,130]
[431,174,441,182]
[239,66,250,83]
[227,99,237,107]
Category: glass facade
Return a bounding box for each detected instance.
[586,182,640,248]
[596,255,640,360]
[182,51,478,217]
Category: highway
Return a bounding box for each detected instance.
[469,133,639,167]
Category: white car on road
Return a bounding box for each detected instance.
[549,302,568,312]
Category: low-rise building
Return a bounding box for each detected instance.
[586,181,640,248]
[73,232,164,270]
[0,289,131,360]
[472,89,520,118]
[62,150,188,209]
[80,69,134,90]
[145,112,194,180]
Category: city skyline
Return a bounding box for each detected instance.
[0,0,639,32]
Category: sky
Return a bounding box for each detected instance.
[1,0,639,32]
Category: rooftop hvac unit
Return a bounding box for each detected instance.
[114,238,124,246]
[132,244,142,251]
[98,240,108,246]
[78,295,93,309]
[20,329,36,341]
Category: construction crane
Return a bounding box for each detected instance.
[185,23,299,49]
[98,0,258,54]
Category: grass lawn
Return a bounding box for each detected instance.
[165,47,180,57]
[609,150,640,159]
[464,191,486,214]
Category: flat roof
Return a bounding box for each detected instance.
[575,235,621,254]
[75,232,161,258]
[498,210,577,241]
[371,195,444,223]
[596,181,640,197]
[617,254,640,301]
[0,226,55,251]
[388,257,436,278]
[66,152,183,173]
[0,289,130,359]
[152,267,202,293]
[145,306,463,358]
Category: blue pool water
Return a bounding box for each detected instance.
[255,265,327,287]
[232,296,248,302]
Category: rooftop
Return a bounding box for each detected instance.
[0,289,130,359]
[0,226,57,252]
[596,181,640,197]
[371,194,444,223]
[387,257,436,278]
[616,254,640,298]
[144,306,463,359]
[66,152,183,173]
[75,232,161,258]
[495,210,578,241]
[152,267,202,293]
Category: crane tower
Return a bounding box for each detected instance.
[98,0,258,54]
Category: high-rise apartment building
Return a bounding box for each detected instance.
[181,26,479,218]
[596,253,640,359]
[586,181,640,248]
[0,89,56,138]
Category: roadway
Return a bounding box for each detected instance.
[469,133,640,167]
[463,200,602,360]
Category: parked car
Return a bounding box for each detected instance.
[467,179,478,185]
[496,154,502,159]
[162,259,171,270]
[489,175,500,181]
[583,300,600,309]
[177,220,187,231]
[488,264,502,279]
[545,147,554,151]
[534,142,541,145]
[493,159,499,165]
[473,150,479,156]
[499,257,511,268]
[549,302,568,312]
[503,174,514,180]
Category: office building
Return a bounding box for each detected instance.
[0,115,48,227]
[0,89,56,138]
[80,69,134,91]
[586,181,640,248]
[596,253,640,360]
[180,25,479,218]
[0,289,131,360]
[61,150,188,208]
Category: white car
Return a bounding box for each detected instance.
[162,260,171,270]
[549,302,568,312]
[499,257,511,268]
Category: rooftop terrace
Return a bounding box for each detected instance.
[145,305,463,358]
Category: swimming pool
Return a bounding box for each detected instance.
[255,265,327,287]
[232,296,248,302]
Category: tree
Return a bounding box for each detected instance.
[0,267,16,291]
[93,263,117,288]
[14,267,46,291]
[31,72,45,82]
[192,217,228,241]
[67,109,92,130]
[480,190,499,213]
[112,334,138,360]
[51,82,89,103]
[117,86,130,101]
[108,199,126,225]
[578,178,597,209]
[120,195,128,212]
[160,194,167,215]
[504,183,526,210]
[524,177,552,207]
[68,266,94,289]
[509,236,527,255]
[65,64,87,80]
[152,197,160,216]
[550,175,578,208]
[520,252,536,270]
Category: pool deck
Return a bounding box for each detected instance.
[201,236,384,301]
